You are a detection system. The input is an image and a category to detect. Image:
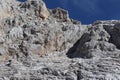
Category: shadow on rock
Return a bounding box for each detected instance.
[66,33,93,59]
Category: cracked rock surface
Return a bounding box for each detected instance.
[0,0,120,80]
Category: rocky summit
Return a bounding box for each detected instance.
[0,0,120,80]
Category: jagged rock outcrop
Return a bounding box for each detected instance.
[51,7,71,22]
[67,23,117,58]
[19,0,49,19]
[0,0,120,80]
[0,0,84,62]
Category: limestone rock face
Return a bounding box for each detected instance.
[103,23,120,49]
[52,7,71,22]
[67,24,117,58]
[67,21,120,58]
[20,0,49,19]
[0,0,84,61]
[0,0,120,80]
[0,0,16,18]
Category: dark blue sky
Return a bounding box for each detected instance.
[19,0,120,24]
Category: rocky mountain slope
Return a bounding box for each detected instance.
[0,0,120,80]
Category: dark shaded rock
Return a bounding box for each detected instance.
[103,23,120,49]
[67,24,117,58]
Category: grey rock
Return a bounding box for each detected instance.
[67,23,118,58]
[0,0,83,60]
[0,0,120,80]
[51,7,71,22]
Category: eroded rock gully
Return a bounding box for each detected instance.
[0,0,120,80]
